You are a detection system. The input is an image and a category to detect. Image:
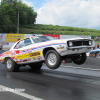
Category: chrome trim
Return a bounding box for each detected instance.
[67,46,94,50]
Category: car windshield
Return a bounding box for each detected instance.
[32,36,55,43]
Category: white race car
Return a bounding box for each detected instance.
[0,36,94,72]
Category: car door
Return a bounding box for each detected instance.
[13,38,35,64]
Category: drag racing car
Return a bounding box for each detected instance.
[89,48,100,58]
[0,36,94,72]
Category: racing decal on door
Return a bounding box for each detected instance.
[32,56,36,60]
[0,49,41,62]
[15,51,41,60]
[29,51,41,57]
[29,51,41,60]
[37,56,42,60]
[16,53,30,59]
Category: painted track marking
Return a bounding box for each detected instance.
[60,65,100,71]
[0,85,43,100]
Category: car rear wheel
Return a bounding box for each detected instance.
[45,50,62,69]
[29,62,43,70]
[72,53,87,65]
[5,58,20,72]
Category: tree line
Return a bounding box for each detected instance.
[0,0,37,33]
[0,0,100,36]
[25,24,100,33]
[19,24,100,36]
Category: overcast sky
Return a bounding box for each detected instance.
[0,0,100,30]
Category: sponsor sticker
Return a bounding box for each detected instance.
[29,51,41,57]
[23,59,31,62]
[16,53,30,59]
[59,51,65,53]
[16,51,41,60]
[43,34,60,39]
[57,45,64,49]
[6,52,10,55]
[32,56,36,60]
[16,61,19,63]
[5,34,24,42]
[37,56,42,60]
[0,34,3,40]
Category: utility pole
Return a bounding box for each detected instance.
[17,11,19,34]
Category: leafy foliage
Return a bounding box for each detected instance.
[20,24,100,36]
[0,0,37,33]
[0,0,100,36]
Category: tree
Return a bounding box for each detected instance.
[0,0,37,33]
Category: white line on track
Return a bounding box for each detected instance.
[0,85,43,100]
[60,65,100,71]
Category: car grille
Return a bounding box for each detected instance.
[73,41,89,46]
[67,40,90,47]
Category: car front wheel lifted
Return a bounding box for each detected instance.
[72,53,87,65]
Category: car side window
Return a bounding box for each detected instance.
[24,38,32,46]
[14,38,32,49]
[14,40,24,49]
[19,40,25,48]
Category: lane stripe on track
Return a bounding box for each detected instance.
[0,85,43,100]
[60,65,100,71]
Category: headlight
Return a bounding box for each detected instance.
[89,41,92,46]
[69,41,73,47]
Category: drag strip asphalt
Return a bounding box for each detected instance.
[0,50,100,100]
[0,63,100,100]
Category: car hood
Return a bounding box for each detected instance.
[47,37,91,43]
[32,37,91,46]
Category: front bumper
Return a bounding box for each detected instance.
[67,45,94,50]
[60,46,94,56]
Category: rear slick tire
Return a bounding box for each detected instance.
[45,50,62,69]
[5,58,20,72]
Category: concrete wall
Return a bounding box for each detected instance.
[0,34,5,42]
[2,34,43,50]
[60,35,91,39]
[0,34,91,50]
